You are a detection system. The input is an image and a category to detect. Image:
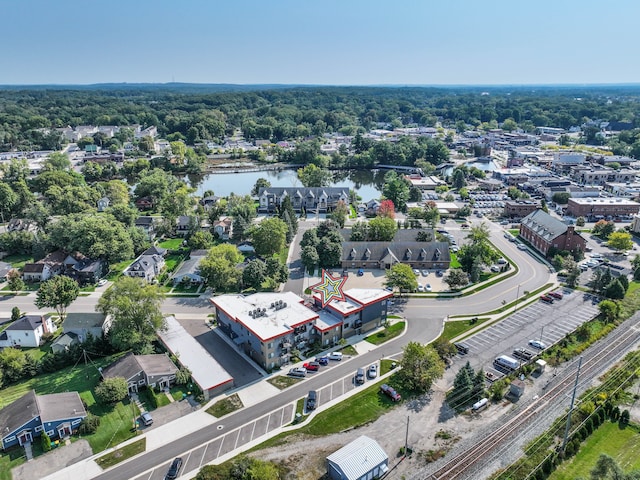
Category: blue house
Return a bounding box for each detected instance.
[0,390,87,450]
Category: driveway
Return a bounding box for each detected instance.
[13,439,93,480]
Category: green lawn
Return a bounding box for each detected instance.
[1,282,40,292]
[364,322,405,345]
[164,254,184,273]
[107,259,132,280]
[0,353,136,454]
[2,253,34,269]
[95,438,146,469]
[550,422,640,480]
[299,379,400,436]
[442,317,489,341]
[158,238,184,250]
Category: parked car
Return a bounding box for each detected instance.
[454,342,470,354]
[497,258,507,265]
[380,384,401,402]
[165,457,183,480]
[513,347,534,361]
[97,279,108,287]
[461,223,469,228]
[539,295,554,304]
[490,265,501,273]
[140,411,153,426]
[528,339,547,350]
[357,268,364,276]
[303,361,320,372]
[436,270,444,277]
[548,291,563,300]
[413,269,420,276]
[425,284,432,292]
[316,356,329,366]
[421,269,429,276]
[306,390,317,410]
[328,352,343,361]
[355,368,365,385]
[517,243,528,250]
[367,364,378,379]
[288,367,307,377]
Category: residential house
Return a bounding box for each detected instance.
[257,187,350,214]
[212,217,232,240]
[135,197,154,211]
[171,249,207,285]
[7,218,37,233]
[0,315,56,348]
[176,215,196,236]
[200,195,220,210]
[101,352,178,393]
[123,251,165,283]
[97,197,110,212]
[0,390,87,450]
[520,210,586,256]
[62,312,111,342]
[0,262,11,282]
[135,216,161,241]
[326,435,389,480]
[63,252,108,285]
[50,332,80,354]
[22,251,67,282]
[134,126,158,139]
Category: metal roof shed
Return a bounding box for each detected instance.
[326,435,388,480]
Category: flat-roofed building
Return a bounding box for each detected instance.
[566,197,640,219]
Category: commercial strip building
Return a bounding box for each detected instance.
[565,197,640,219]
[210,289,392,371]
[158,315,234,400]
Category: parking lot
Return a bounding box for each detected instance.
[130,357,379,480]
[452,288,600,378]
[132,402,295,480]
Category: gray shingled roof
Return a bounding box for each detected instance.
[0,391,39,439]
[521,209,569,241]
[37,392,86,422]
[6,315,45,332]
[63,313,107,331]
[342,241,450,264]
[101,352,177,381]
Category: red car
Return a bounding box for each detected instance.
[540,295,554,304]
[548,291,563,300]
[380,384,401,402]
[303,362,320,372]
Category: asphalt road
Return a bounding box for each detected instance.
[1,219,553,479]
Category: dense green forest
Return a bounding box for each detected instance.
[2,85,640,152]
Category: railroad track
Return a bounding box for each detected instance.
[424,315,640,480]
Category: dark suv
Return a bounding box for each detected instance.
[306,390,317,411]
[165,457,183,479]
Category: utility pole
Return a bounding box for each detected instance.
[515,284,521,312]
[561,356,583,453]
[404,415,409,457]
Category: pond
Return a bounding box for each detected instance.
[186,168,386,201]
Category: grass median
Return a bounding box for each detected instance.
[95,438,146,469]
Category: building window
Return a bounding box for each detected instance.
[344,323,349,328]
[138,380,145,385]
[267,342,273,349]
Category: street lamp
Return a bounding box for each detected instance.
[515,284,521,312]
[540,325,545,343]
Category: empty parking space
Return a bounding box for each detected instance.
[183,445,206,473]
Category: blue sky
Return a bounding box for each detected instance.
[2,0,639,85]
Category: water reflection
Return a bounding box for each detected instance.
[186,168,383,200]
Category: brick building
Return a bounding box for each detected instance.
[503,200,541,219]
[566,198,640,219]
[520,210,586,256]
